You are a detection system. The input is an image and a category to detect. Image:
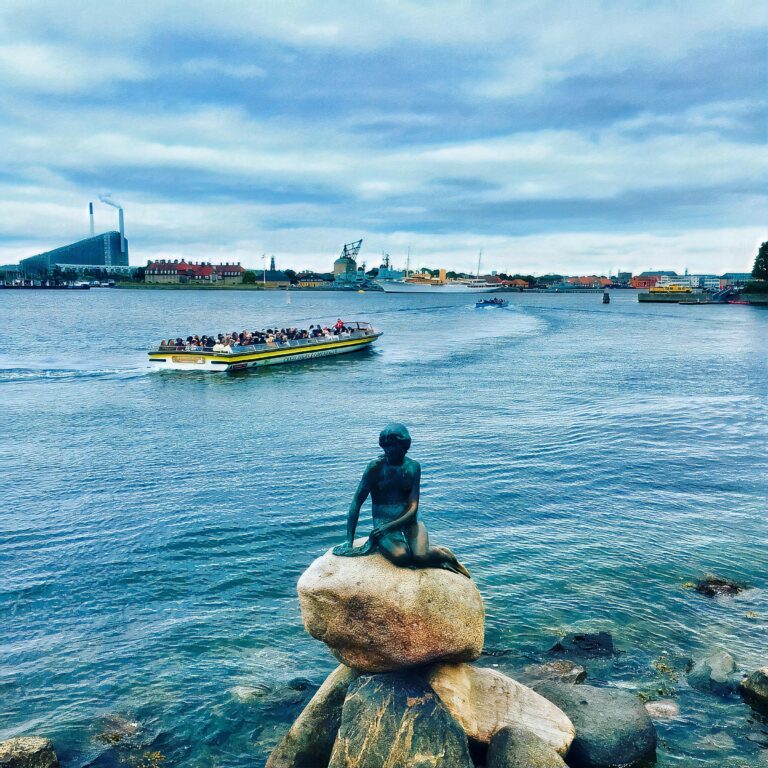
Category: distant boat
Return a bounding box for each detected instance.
[476,298,508,308]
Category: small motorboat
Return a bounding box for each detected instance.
[475,297,508,309]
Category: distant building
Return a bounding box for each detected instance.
[297,272,334,288]
[505,278,530,288]
[720,272,753,287]
[566,275,611,288]
[613,271,632,285]
[260,270,292,289]
[657,274,720,290]
[145,260,245,284]
[20,232,129,275]
[630,271,677,289]
[270,256,276,271]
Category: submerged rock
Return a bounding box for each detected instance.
[424,663,574,755]
[548,632,615,659]
[298,546,484,672]
[693,574,746,597]
[686,650,739,696]
[328,672,473,768]
[644,700,681,720]
[93,714,142,747]
[267,665,357,768]
[524,660,587,684]
[0,737,59,768]
[536,683,657,768]
[740,668,768,713]
[486,726,567,768]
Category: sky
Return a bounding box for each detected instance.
[0,1,766,275]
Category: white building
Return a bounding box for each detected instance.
[656,274,721,290]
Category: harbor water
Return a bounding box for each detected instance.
[1,289,767,766]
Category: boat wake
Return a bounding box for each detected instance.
[0,366,150,383]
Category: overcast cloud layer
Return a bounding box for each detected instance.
[0,1,766,274]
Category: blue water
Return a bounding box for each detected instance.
[1,289,766,767]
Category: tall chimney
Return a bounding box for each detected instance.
[118,207,125,253]
[89,202,94,236]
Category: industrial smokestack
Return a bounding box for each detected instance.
[89,202,94,236]
[99,194,126,253]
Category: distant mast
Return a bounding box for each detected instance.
[89,202,94,236]
[477,250,483,277]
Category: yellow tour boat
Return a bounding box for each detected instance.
[148,321,382,372]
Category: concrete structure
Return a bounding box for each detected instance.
[334,254,358,283]
[20,232,129,275]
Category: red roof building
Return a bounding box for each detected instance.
[145,260,244,284]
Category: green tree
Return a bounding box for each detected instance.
[242,270,257,284]
[133,267,145,282]
[284,268,298,285]
[752,241,768,280]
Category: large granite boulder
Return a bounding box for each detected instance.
[424,663,574,756]
[686,650,739,696]
[328,673,473,768]
[267,665,357,768]
[740,668,768,713]
[298,546,484,672]
[486,726,567,768]
[0,737,59,768]
[536,683,657,768]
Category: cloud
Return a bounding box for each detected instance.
[0,1,765,273]
[0,43,146,93]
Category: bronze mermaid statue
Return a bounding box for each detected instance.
[333,423,470,578]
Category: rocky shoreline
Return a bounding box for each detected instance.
[3,566,766,768]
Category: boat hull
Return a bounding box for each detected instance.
[149,334,381,372]
[377,281,501,293]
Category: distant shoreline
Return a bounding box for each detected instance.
[115,282,352,291]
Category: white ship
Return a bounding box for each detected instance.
[377,279,502,294]
[375,252,501,294]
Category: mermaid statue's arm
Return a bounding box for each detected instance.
[332,463,376,556]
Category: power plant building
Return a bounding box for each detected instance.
[20,231,129,275]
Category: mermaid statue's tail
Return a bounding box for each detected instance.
[332,537,376,557]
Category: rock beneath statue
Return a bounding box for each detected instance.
[740,668,768,713]
[548,632,615,659]
[0,737,59,768]
[423,663,574,756]
[686,650,739,696]
[523,660,587,684]
[298,546,484,673]
[536,683,657,768]
[486,726,567,768]
[328,673,473,768]
[267,665,357,768]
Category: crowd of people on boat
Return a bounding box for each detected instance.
[159,319,359,351]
